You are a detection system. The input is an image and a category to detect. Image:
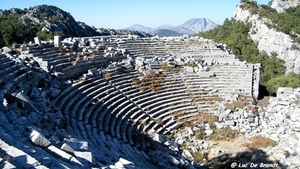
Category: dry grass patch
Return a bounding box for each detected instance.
[244,136,277,150]
[210,103,217,109]
[132,70,165,92]
[209,127,239,141]
[198,96,222,102]
[161,62,181,73]
[185,61,197,67]
[176,120,194,129]
[225,95,250,111]
[198,113,218,124]
[72,52,81,65]
[257,96,271,108]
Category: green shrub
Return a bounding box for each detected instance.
[265,72,300,95]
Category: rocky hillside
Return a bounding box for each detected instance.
[234,0,300,74]
[271,0,300,13]
[0,5,150,47]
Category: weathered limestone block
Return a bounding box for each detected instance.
[46,145,79,164]
[168,155,180,166]
[74,151,93,167]
[182,150,194,161]
[61,143,74,154]
[34,37,42,46]
[225,120,235,126]
[204,129,214,136]
[63,138,88,151]
[54,36,61,47]
[115,158,135,169]
[29,129,51,148]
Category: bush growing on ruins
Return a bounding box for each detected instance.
[138,119,147,128]
[265,72,300,96]
[195,130,206,140]
[36,30,65,41]
[132,70,165,92]
[192,151,209,164]
[104,73,111,80]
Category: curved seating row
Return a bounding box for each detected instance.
[52,73,157,167]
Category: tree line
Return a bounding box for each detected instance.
[0,12,65,47]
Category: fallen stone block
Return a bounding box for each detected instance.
[2,47,12,54]
[29,129,51,148]
[34,37,42,46]
[204,129,214,136]
[115,158,135,169]
[168,155,180,166]
[214,122,225,129]
[63,138,89,151]
[15,92,39,113]
[225,120,235,126]
[46,145,84,166]
[182,150,193,161]
[74,151,93,167]
[151,133,166,143]
[61,143,74,154]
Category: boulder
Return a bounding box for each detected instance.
[183,150,194,161]
[74,151,93,167]
[225,120,235,126]
[214,122,224,129]
[151,133,166,143]
[115,158,135,169]
[2,47,12,54]
[63,138,89,151]
[61,143,74,154]
[204,129,214,136]
[168,155,180,166]
[29,129,51,148]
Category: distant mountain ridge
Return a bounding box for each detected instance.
[126,18,219,36]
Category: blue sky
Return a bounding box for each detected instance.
[0,0,270,29]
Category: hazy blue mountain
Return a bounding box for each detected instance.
[173,18,218,35]
[126,24,154,34]
[153,29,183,37]
[126,18,218,36]
[154,24,175,31]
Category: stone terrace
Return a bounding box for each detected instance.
[0,35,269,168]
